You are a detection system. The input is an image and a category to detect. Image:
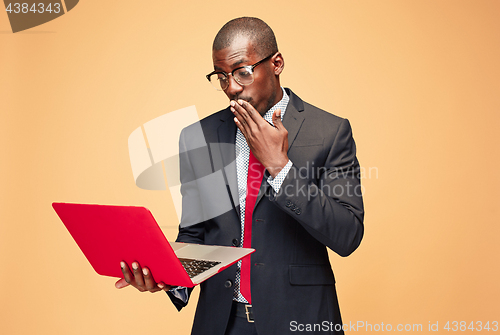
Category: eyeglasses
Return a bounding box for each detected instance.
[206,54,274,91]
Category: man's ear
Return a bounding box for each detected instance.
[272,52,285,76]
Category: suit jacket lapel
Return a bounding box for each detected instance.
[282,91,305,150]
[216,109,240,218]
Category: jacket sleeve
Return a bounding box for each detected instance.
[175,126,207,244]
[166,127,206,311]
[269,118,364,256]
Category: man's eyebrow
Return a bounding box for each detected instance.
[214,59,248,71]
[231,59,247,67]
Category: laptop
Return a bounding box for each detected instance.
[52,202,254,287]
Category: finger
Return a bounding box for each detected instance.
[115,277,130,289]
[232,100,260,128]
[273,109,284,130]
[157,282,172,291]
[142,267,160,292]
[231,101,249,131]
[131,261,146,290]
[234,117,246,137]
[120,261,134,286]
[238,100,265,126]
[231,103,249,137]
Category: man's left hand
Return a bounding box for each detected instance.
[231,99,289,178]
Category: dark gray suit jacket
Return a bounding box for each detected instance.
[172,88,364,335]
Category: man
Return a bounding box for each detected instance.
[116,17,364,335]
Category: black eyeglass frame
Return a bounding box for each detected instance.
[206,53,275,91]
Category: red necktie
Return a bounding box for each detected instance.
[240,150,265,304]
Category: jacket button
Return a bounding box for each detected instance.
[232,239,239,247]
[295,208,301,215]
[286,201,292,208]
[224,280,233,288]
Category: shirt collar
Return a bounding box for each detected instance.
[263,87,289,123]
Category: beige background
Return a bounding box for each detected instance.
[1,0,499,334]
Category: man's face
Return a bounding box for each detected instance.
[212,37,280,115]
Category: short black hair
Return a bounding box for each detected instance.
[213,17,278,58]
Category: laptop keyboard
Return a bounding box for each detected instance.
[178,258,221,278]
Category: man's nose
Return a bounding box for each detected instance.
[225,75,243,98]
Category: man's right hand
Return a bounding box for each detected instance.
[115,261,171,293]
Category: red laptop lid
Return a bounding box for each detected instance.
[52,202,194,287]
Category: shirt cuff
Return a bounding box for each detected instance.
[267,160,293,193]
[169,286,189,304]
